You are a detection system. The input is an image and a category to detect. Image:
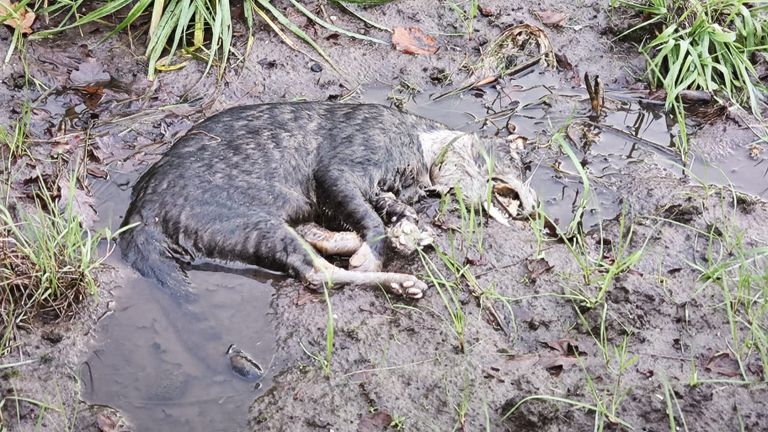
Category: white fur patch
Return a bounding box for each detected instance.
[418,130,467,167]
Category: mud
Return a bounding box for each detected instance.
[1,0,767,431]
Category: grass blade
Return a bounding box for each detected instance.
[254,0,343,73]
[288,0,386,44]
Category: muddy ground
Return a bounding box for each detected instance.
[1,0,767,431]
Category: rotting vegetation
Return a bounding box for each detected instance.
[0,0,767,430]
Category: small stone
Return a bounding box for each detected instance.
[310,63,323,73]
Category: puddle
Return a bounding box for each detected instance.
[83,173,278,432]
[82,70,764,431]
[363,73,675,228]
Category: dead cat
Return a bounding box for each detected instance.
[119,102,537,301]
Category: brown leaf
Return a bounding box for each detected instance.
[81,85,105,110]
[555,52,581,86]
[539,338,585,376]
[87,166,109,179]
[704,352,740,378]
[526,257,553,279]
[51,142,76,156]
[542,338,586,357]
[96,413,117,432]
[392,27,438,55]
[534,10,568,28]
[358,411,393,432]
[1,0,35,34]
[538,356,576,377]
[479,5,494,17]
[295,288,321,306]
[57,177,98,229]
[473,76,496,86]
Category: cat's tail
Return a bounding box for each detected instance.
[118,221,197,304]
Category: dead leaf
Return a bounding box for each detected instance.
[96,413,117,432]
[639,369,654,379]
[57,177,98,229]
[87,166,109,179]
[704,352,740,378]
[526,257,553,279]
[358,411,393,432]
[1,0,35,34]
[70,61,111,86]
[392,27,438,55]
[479,5,494,17]
[748,359,764,380]
[543,338,584,357]
[81,85,105,110]
[555,52,581,86]
[50,140,78,156]
[534,10,569,28]
[295,288,321,306]
[538,338,585,377]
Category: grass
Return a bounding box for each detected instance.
[432,143,496,255]
[504,336,636,431]
[447,0,479,38]
[0,391,62,428]
[296,236,336,377]
[612,0,768,158]
[389,414,406,430]
[299,280,335,376]
[555,130,590,238]
[0,102,31,165]
[0,175,126,356]
[560,205,654,363]
[568,210,650,309]
[6,0,392,79]
[536,124,655,363]
[502,393,633,430]
[451,377,473,431]
[617,0,768,114]
[419,247,467,353]
[661,375,689,432]
[453,185,486,253]
[687,221,768,383]
[529,204,548,259]
[0,364,94,430]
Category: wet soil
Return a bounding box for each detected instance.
[1,0,767,431]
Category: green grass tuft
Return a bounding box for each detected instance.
[616,0,768,115]
[24,0,391,79]
[0,176,124,356]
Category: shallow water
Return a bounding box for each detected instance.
[82,71,764,431]
[83,173,278,432]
